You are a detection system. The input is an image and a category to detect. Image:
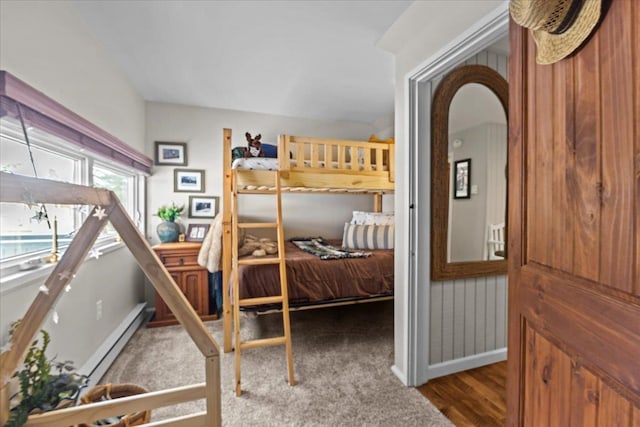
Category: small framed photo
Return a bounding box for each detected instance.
[453,158,471,199]
[188,195,218,218]
[155,141,187,166]
[174,169,205,193]
[186,223,210,242]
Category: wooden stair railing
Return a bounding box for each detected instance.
[0,172,221,427]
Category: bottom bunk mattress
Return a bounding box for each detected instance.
[233,240,394,307]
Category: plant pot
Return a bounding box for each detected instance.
[78,383,151,426]
[157,220,180,243]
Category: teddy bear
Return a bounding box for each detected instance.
[244,132,265,158]
[238,233,278,257]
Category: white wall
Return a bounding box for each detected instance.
[0,250,145,369]
[145,101,392,245]
[0,0,147,377]
[378,0,506,385]
[0,0,145,150]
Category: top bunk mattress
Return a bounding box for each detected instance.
[231,157,388,172]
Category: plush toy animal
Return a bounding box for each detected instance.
[238,234,278,257]
[244,132,264,158]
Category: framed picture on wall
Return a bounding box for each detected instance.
[154,141,187,166]
[453,158,471,199]
[174,169,205,193]
[185,223,210,242]
[188,195,218,218]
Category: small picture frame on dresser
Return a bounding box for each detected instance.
[186,223,210,242]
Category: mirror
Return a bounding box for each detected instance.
[431,65,508,280]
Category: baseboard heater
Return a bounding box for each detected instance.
[78,302,149,391]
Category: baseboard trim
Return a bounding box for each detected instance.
[391,364,408,385]
[426,348,507,380]
[79,302,149,389]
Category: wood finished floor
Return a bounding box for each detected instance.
[417,361,507,427]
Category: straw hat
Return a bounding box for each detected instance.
[510,0,601,64]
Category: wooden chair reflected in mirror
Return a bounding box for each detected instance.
[487,222,506,260]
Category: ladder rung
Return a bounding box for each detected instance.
[238,257,282,266]
[238,222,278,229]
[239,295,283,307]
[238,188,278,194]
[240,336,286,350]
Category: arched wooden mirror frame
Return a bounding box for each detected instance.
[431,64,508,281]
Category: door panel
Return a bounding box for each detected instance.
[573,34,601,282]
[599,0,635,290]
[182,270,206,315]
[508,0,640,425]
[524,325,636,427]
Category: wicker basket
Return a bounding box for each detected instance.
[78,383,151,427]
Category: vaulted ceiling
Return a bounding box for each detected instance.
[71,0,412,124]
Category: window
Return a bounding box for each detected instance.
[0,116,145,270]
[93,163,135,237]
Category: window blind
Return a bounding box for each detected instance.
[0,71,151,174]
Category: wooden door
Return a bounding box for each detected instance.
[507,1,640,425]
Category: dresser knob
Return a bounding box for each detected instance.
[179,258,184,265]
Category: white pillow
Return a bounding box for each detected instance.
[350,211,394,225]
[342,223,394,250]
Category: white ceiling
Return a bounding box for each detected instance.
[71,0,413,124]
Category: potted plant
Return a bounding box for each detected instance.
[155,202,184,243]
[6,329,88,427]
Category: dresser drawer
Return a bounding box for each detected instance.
[160,253,198,268]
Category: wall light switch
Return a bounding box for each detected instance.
[471,185,479,194]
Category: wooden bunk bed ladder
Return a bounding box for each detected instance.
[231,169,295,397]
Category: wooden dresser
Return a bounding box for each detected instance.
[149,242,217,327]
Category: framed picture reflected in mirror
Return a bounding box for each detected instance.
[453,158,471,199]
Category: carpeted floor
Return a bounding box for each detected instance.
[102,301,452,426]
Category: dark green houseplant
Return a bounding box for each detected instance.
[6,329,88,427]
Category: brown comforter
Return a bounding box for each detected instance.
[234,241,394,306]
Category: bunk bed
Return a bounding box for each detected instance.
[221,128,395,353]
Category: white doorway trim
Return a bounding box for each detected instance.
[403,3,509,386]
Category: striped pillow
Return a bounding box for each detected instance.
[342,223,394,250]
